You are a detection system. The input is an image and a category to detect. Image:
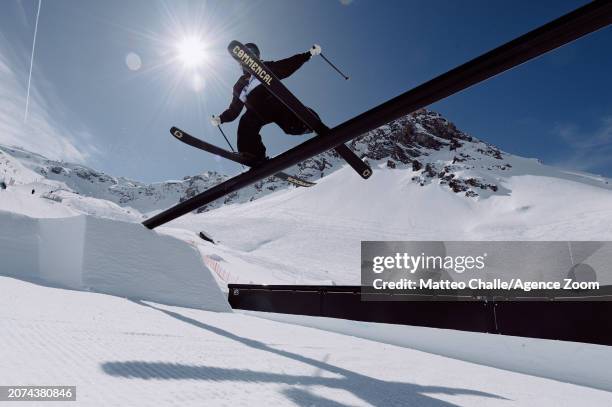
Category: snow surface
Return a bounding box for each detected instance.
[0,210,229,311]
[2,276,612,407]
[162,163,612,285]
[244,310,612,392]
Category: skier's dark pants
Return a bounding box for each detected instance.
[237,110,269,158]
[237,91,317,158]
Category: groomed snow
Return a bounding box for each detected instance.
[244,310,612,392]
[2,277,611,407]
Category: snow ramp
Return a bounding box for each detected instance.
[0,211,230,312]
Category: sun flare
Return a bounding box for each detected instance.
[176,36,207,68]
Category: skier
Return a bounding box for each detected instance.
[211,42,322,166]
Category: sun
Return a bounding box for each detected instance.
[176,36,207,68]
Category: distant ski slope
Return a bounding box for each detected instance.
[162,162,612,285]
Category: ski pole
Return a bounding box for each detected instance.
[320,52,350,81]
[214,118,246,169]
[214,118,235,152]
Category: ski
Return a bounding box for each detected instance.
[170,127,316,188]
[228,40,372,179]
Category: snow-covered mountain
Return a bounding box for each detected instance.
[0,144,225,214]
[3,109,609,219]
[294,109,611,196]
[0,143,311,216]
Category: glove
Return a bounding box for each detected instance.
[309,44,322,57]
[210,116,221,127]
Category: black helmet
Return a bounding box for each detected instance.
[244,42,260,58]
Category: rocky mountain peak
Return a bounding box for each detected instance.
[293,109,510,197]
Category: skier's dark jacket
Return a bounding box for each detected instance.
[219,52,311,132]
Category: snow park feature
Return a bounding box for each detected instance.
[0,211,229,311]
[1,1,612,406]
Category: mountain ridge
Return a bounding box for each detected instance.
[1,109,610,217]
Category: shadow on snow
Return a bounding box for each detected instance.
[101,300,507,407]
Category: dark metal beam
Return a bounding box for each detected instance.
[143,1,612,229]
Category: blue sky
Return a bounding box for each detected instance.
[0,0,610,182]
